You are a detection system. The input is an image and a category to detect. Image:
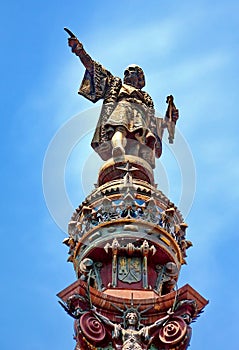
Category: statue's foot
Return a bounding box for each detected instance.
[112,146,125,160]
[168,137,174,144]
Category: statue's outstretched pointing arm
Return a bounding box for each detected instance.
[64,27,94,73]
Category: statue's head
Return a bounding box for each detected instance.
[123,64,145,89]
[125,312,139,327]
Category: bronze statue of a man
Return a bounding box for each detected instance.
[66,29,163,167]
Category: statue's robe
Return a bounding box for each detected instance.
[78,62,162,161]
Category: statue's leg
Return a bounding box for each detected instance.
[111,127,127,160]
[139,145,155,169]
[145,131,156,150]
[125,138,140,156]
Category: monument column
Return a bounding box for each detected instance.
[57,28,208,350]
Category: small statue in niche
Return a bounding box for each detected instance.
[175,222,188,242]
[65,28,179,168]
[175,223,193,258]
[161,207,175,233]
[62,236,76,262]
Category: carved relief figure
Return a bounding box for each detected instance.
[92,308,173,350]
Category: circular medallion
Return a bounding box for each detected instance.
[80,312,106,343]
[159,316,187,345]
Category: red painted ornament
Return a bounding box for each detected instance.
[159,316,187,345]
[80,312,106,344]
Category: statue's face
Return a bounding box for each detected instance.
[123,65,145,89]
[126,312,138,326]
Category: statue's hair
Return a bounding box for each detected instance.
[126,311,139,320]
[123,64,145,89]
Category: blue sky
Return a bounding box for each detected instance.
[1,0,239,349]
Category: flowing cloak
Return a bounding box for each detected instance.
[78,61,162,160]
